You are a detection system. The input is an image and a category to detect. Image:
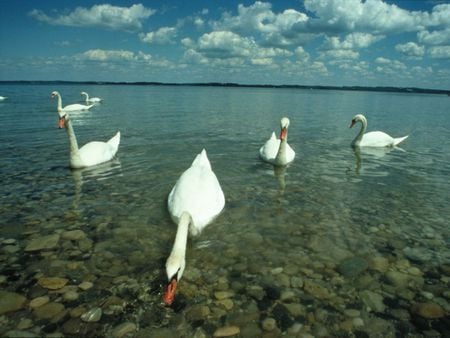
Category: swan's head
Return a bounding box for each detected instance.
[163,253,186,306]
[349,114,366,128]
[80,91,88,96]
[51,91,59,98]
[57,111,69,129]
[280,117,290,140]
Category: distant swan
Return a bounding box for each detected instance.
[259,117,295,165]
[81,91,102,103]
[349,114,408,147]
[163,149,225,306]
[0,96,7,101]
[52,97,120,168]
[52,91,94,112]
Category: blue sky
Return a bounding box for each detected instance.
[1,0,449,89]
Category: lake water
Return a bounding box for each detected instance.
[0,84,449,337]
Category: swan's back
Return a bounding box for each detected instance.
[168,149,225,234]
[75,132,120,168]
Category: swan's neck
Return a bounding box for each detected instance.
[168,212,190,264]
[275,129,288,165]
[64,118,80,156]
[56,94,63,112]
[82,93,89,101]
[352,119,367,147]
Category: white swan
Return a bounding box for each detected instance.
[349,114,408,147]
[52,91,94,112]
[259,117,295,166]
[0,96,7,101]
[163,149,225,306]
[81,91,102,103]
[54,108,120,169]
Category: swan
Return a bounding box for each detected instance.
[0,96,7,101]
[81,91,102,103]
[51,91,94,112]
[349,114,408,147]
[163,149,225,306]
[54,108,120,169]
[259,117,295,166]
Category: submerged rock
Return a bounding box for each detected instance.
[25,234,60,252]
[0,290,26,315]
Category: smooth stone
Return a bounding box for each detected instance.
[344,309,360,317]
[217,299,234,311]
[214,291,234,300]
[33,302,65,320]
[291,276,304,288]
[38,277,69,290]
[385,271,409,288]
[337,257,369,278]
[411,302,446,319]
[29,296,50,309]
[360,290,385,312]
[370,256,390,272]
[0,290,27,315]
[17,318,33,330]
[3,330,38,338]
[262,317,277,331]
[81,307,102,322]
[213,326,240,337]
[61,230,86,241]
[112,322,137,338]
[186,305,210,322]
[63,290,79,302]
[25,234,60,252]
[403,247,433,263]
[78,281,94,291]
[303,280,331,299]
[2,238,17,245]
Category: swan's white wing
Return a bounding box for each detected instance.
[259,132,280,162]
[64,103,94,111]
[77,140,119,167]
[360,131,395,147]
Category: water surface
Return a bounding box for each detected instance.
[0,84,449,337]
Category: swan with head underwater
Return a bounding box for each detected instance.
[349,113,408,147]
[80,91,102,103]
[52,91,94,112]
[259,117,295,166]
[51,91,120,169]
[163,149,225,306]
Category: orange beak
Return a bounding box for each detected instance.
[280,127,287,140]
[163,278,178,306]
[58,117,65,129]
[349,120,356,128]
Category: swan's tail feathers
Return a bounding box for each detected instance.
[107,131,121,152]
[191,149,211,170]
[393,135,408,146]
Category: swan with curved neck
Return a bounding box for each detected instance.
[349,114,408,147]
[51,91,120,168]
[259,117,295,165]
[164,149,225,306]
[52,91,94,112]
[80,91,102,103]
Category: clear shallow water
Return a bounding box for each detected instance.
[0,84,449,337]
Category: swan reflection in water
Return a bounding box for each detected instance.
[71,158,123,211]
[351,146,405,175]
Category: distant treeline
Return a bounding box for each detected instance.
[1,80,449,95]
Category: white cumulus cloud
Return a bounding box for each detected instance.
[395,42,425,57]
[140,27,177,44]
[428,45,450,59]
[29,4,155,32]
